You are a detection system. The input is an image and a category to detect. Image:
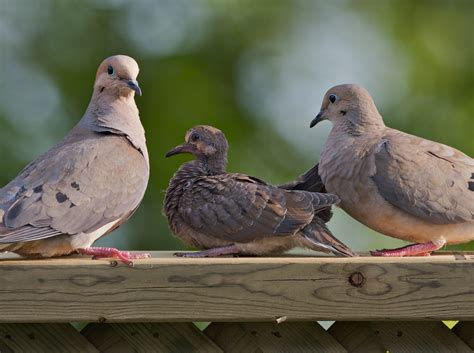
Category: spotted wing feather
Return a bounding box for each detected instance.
[0,133,149,242]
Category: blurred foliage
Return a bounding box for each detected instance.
[0,0,472,252]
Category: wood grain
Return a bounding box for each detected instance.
[328,321,472,353]
[205,321,347,352]
[0,252,472,322]
[0,323,99,353]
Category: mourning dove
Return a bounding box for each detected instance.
[163,125,355,257]
[0,55,150,265]
[305,83,474,256]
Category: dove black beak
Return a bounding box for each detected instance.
[165,143,197,158]
[310,111,326,128]
[126,79,142,96]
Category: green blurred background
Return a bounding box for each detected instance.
[0,0,473,253]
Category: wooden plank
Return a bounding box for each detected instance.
[82,322,222,353]
[0,252,472,322]
[328,321,472,353]
[453,321,474,349]
[205,321,346,352]
[0,323,99,353]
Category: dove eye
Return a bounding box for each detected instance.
[107,65,114,75]
[190,133,201,142]
[329,94,337,103]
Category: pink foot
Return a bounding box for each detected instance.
[76,247,151,266]
[370,241,444,257]
[174,245,240,258]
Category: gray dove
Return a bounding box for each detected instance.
[0,55,150,264]
[305,84,474,256]
[164,125,355,257]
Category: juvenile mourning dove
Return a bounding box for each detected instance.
[164,125,355,257]
[0,55,150,265]
[304,84,474,256]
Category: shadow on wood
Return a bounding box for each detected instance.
[328,321,472,353]
[82,322,221,353]
[205,321,346,353]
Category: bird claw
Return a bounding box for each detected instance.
[370,241,443,257]
[77,247,151,265]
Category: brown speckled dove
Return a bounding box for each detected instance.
[305,84,474,256]
[164,125,355,257]
[0,55,150,265]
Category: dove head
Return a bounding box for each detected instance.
[94,55,141,98]
[166,125,229,174]
[310,84,385,133]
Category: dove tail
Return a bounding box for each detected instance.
[280,165,337,223]
[278,164,326,193]
[308,192,339,210]
[300,218,356,257]
[307,192,339,224]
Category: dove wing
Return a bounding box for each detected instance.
[372,129,474,224]
[178,173,337,243]
[0,133,149,242]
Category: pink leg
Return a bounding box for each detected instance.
[370,241,444,257]
[174,245,240,258]
[76,247,151,266]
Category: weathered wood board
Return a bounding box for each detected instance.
[0,251,472,322]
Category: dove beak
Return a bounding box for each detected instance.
[126,80,142,96]
[165,143,197,157]
[310,110,326,128]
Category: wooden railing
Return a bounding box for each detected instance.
[0,252,473,352]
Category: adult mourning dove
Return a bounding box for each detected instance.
[305,83,474,256]
[163,125,355,257]
[0,55,150,265]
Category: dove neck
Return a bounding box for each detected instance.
[181,155,227,176]
[85,91,139,124]
[333,110,386,136]
[80,93,148,163]
[199,154,228,175]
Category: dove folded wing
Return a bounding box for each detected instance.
[178,173,336,243]
[371,130,474,225]
[0,133,148,243]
